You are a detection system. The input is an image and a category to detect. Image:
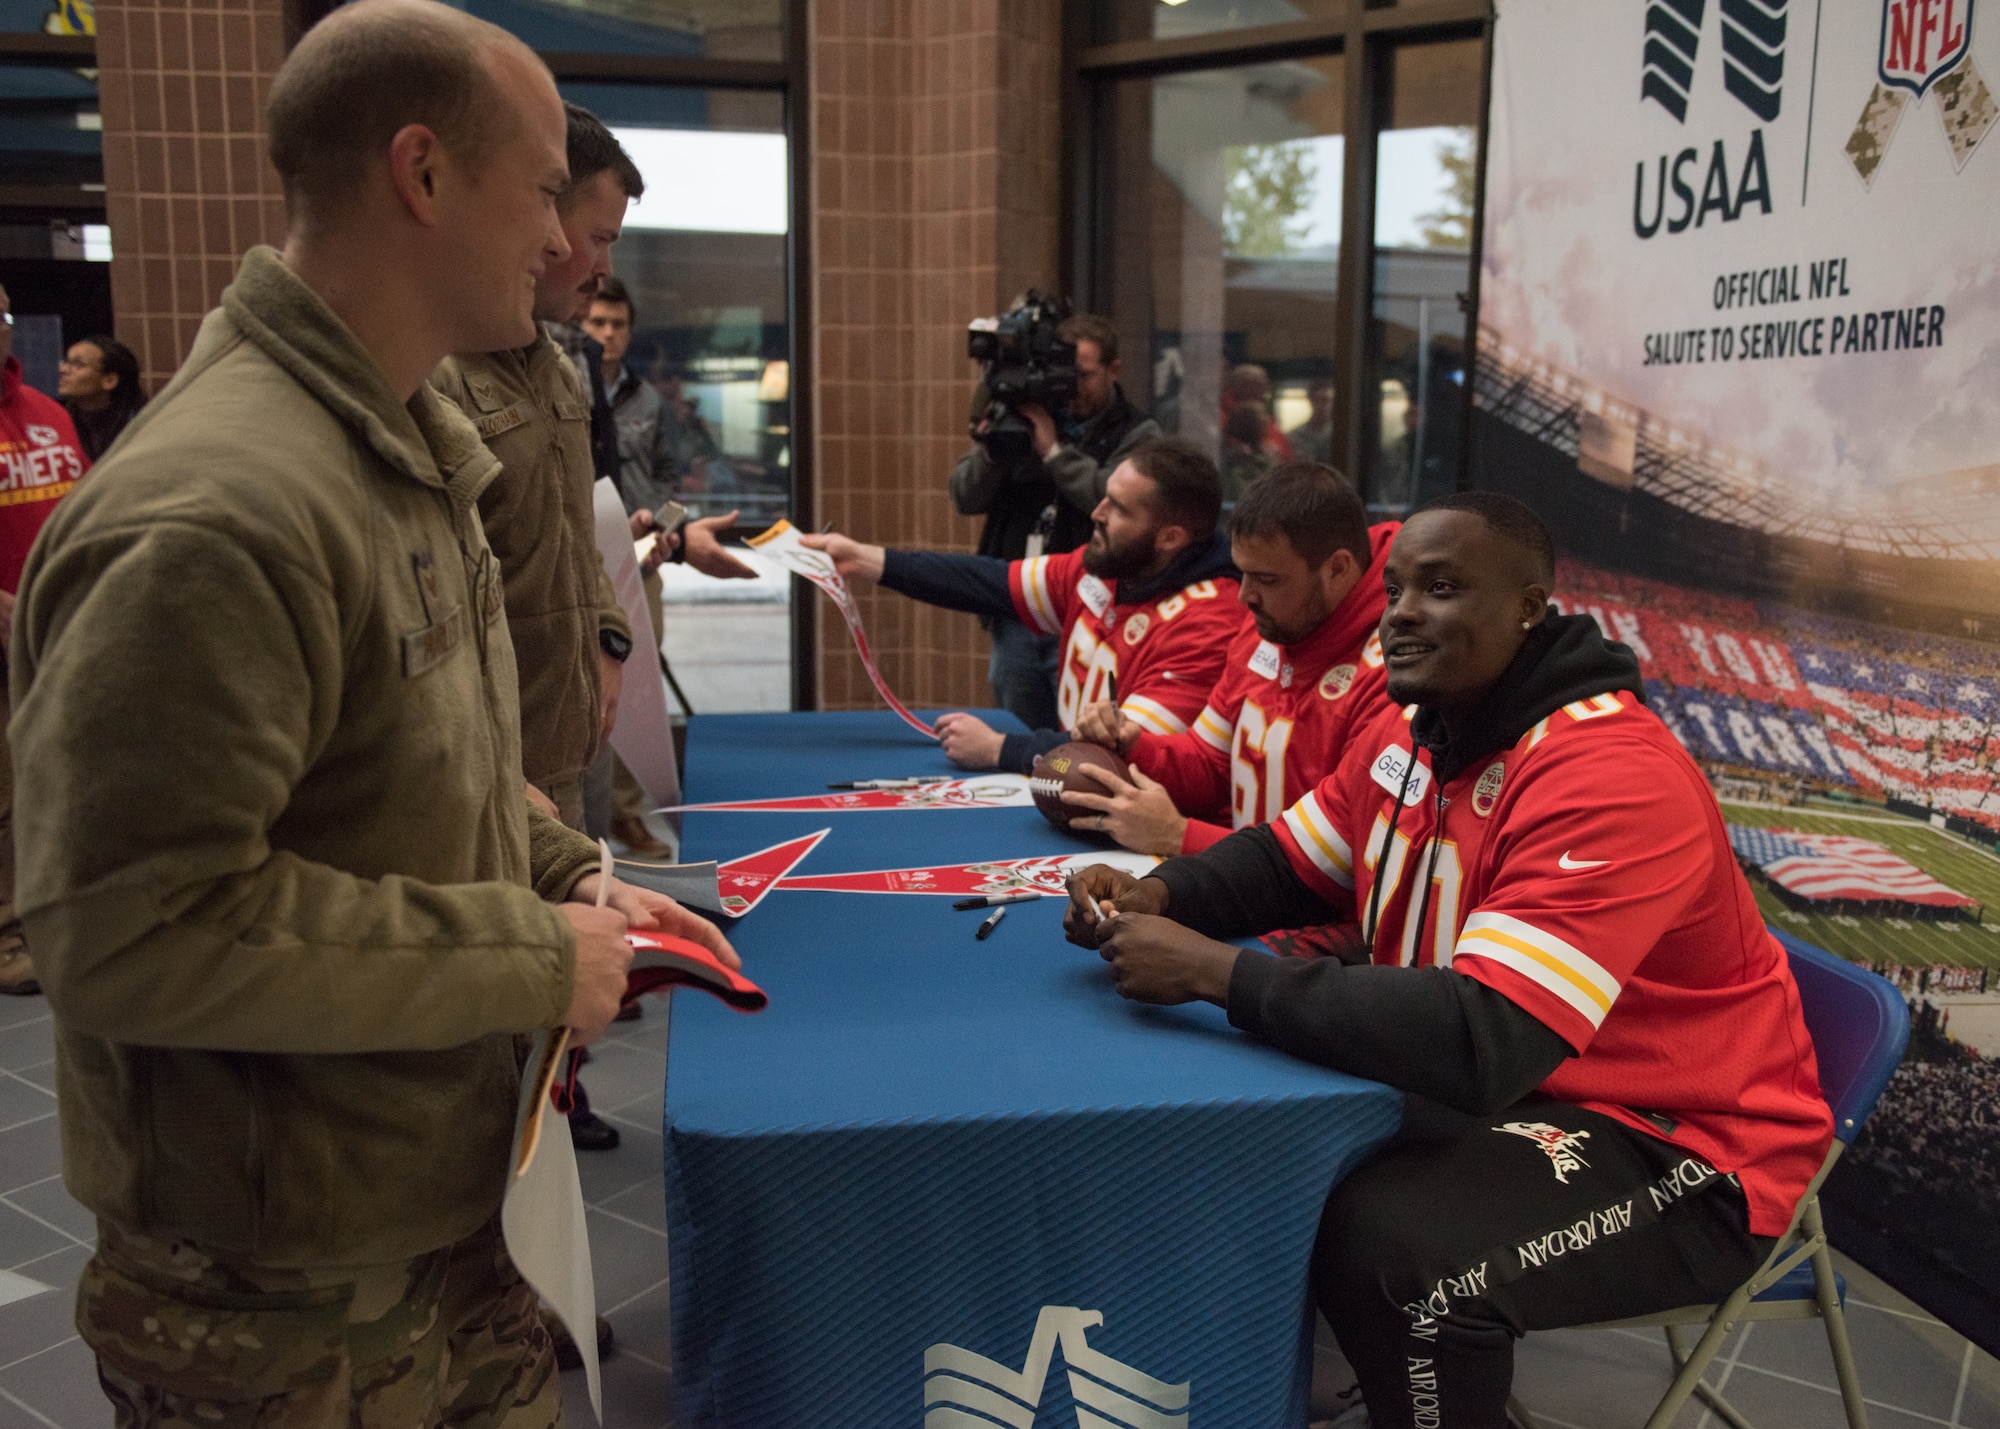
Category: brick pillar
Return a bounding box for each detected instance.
[810,0,1063,714]
[95,0,290,397]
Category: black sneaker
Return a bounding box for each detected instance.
[568,1109,621,1152]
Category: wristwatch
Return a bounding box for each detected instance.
[599,628,633,663]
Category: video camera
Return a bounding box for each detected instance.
[966,290,1078,466]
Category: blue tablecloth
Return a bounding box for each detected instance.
[664,710,1403,1428]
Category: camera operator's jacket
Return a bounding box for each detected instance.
[949,385,1159,564]
[432,336,632,799]
[880,531,1242,773]
[9,246,602,1268]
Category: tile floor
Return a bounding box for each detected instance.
[3,981,1998,1428]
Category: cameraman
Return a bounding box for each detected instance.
[950,313,1158,731]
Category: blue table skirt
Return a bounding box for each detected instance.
[664,712,1402,1428]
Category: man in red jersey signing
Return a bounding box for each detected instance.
[1064,463,1396,874]
[805,437,1240,773]
[1065,492,1831,1429]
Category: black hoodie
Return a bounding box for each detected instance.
[881,531,1241,773]
[1145,613,1646,1117]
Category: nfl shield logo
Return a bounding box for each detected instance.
[1879,0,1974,97]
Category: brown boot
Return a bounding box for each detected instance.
[609,814,671,859]
[0,939,39,997]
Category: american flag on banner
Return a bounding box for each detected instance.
[1726,825,1981,912]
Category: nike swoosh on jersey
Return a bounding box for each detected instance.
[1558,852,1610,870]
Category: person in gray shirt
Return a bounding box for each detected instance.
[580,275,754,855]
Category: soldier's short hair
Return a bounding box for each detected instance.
[268,0,527,225]
[1230,461,1369,570]
[1128,436,1222,538]
[563,103,646,207]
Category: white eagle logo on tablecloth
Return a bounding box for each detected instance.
[925,1307,1188,1429]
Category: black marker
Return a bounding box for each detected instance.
[975,906,1007,940]
[952,892,1041,911]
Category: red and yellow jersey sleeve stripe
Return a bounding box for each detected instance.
[1191,704,1233,753]
[1008,555,1064,635]
[1452,909,1622,1042]
[1276,788,1355,894]
[1120,693,1188,737]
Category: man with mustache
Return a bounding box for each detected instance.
[1064,492,1832,1429]
[804,436,1239,773]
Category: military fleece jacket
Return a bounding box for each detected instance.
[8,246,604,1269]
[431,338,630,792]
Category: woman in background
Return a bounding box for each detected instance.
[58,334,146,461]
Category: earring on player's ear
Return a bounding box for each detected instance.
[1521,620,1532,630]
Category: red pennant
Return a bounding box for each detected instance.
[714,829,831,917]
[658,776,1031,814]
[774,850,1160,898]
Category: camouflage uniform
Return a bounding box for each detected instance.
[81,1218,558,1427]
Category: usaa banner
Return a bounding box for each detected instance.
[1477,0,2000,1350]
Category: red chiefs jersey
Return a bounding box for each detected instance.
[0,357,89,593]
[1271,691,1833,1236]
[1009,546,1241,737]
[1131,523,1397,855]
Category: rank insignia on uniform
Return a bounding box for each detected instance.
[1123,611,1151,645]
[1319,663,1357,700]
[411,548,442,622]
[1472,760,1506,817]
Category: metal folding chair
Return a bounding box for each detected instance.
[1510,930,1910,1429]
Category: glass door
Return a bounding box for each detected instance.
[560,81,795,713]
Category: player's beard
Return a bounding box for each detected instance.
[1082,525,1154,580]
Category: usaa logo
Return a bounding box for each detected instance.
[1472,759,1507,818]
[1634,0,1783,238]
[1319,663,1357,701]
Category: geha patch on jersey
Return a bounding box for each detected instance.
[1122,611,1151,645]
[1077,574,1112,618]
[1319,663,1357,700]
[1472,759,1506,818]
[1369,742,1432,806]
[1247,640,1282,680]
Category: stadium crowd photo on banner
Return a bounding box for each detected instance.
[0,0,1996,1427]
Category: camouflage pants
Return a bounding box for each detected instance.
[79,1216,561,1428]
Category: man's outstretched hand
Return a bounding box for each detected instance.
[1063,866,1167,948]
[798,531,886,583]
[683,511,759,579]
[935,712,1005,768]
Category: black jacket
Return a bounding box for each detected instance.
[948,385,1160,565]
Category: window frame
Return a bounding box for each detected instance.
[1067,0,1493,506]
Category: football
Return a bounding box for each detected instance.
[1030,741,1133,832]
